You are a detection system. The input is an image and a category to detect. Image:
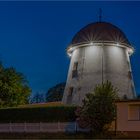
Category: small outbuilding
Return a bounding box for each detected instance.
[116,99,140,136]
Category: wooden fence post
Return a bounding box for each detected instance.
[58,121,60,132]
[40,122,42,132]
[24,122,26,132]
[75,122,77,133]
[9,122,12,132]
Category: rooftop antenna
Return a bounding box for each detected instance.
[99,8,102,22]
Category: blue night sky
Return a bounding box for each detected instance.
[0,1,140,95]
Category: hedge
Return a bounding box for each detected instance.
[0,105,77,123]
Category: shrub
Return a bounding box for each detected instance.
[0,105,76,123]
[76,81,118,134]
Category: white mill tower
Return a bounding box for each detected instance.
[62,22,136,105]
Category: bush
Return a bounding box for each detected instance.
[76,81,118,134]
[0,105,76,123]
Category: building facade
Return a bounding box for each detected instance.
[116,100,140,136]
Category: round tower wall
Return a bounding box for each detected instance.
[62,44,135,105]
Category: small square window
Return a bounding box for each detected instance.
[128,105,140,120]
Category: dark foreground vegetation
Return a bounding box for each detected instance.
[0,132,139,139]
[0,105,76,122]
[0,63,31,108]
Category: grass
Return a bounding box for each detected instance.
[0,102,66,110]
[19,101,64,108]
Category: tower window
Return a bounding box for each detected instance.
[73,62,78,70]
[68,87,73,96]
[78,87,81,91]
[67,87,73,104]
[72,62,78,78]
[131,84,135,95]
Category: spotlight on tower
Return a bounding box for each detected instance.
[68,53,72,57]
[67,46,73,57]
[90,42,94,46]
[128,48,134,55]
[116,42,119,46]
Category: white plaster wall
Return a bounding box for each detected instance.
[62,44,135,105]
[103,45,135,98]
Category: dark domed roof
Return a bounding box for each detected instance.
[71,22,131,46]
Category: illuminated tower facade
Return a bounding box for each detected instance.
[62,22,136,105]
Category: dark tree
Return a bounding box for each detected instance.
[137,94,140,99]
[76,81,118,135]
[46,82,65,102]
[29,92,45,104]
[0,63,31,107]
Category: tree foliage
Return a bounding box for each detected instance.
[46,82,65,102]
[0,63,31,107]
[76,81,118,134]
[29,92,45,104]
